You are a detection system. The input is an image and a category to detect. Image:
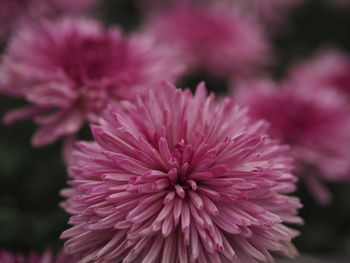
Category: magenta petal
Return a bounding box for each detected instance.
[31,107,83,146]
[3,106,46,125]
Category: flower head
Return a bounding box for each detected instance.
[0,17,178,147]
[289,49,350,99]
[145,5,270,79]
[61,82,301,263]
[236,79,350,204]
[0,249,75,263]
[0,0,99,41]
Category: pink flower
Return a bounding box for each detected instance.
[61,82,302,263]
[230,0,303,26]
[236,79,350,204]
[289,49,350,99]
[145,4,270,79]
[139,0,302,29]
[0,249,75,263]
[0,0,99,41]
[0,17,179,148]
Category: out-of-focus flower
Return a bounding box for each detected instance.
[229,0,303,27]
[236,79,350,204]
[61,82,302,263]
[0,249,75,263]
[289,49,350,99]
[145,4,270,79]
[0,17,179,149]
[139,0,302,29]
[0,0,99,41]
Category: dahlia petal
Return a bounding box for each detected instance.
[161,215,174,237]
[180,202,191,232]
[161,233,176,263]
[221,234,237,260]
[188,172,214,180]
[213,215,241,235]
[175,184,186,198]
[188,190,204,210]
[3,106,45,125]
[127,201,163,223]
[173,198,183,225]
[202,195,219,216]
[304,174,332,205]
[154,203,174,223]
[178,235,189,263]
[197,186,221,201]
[141,235,163,263]
[159,137,173,162]
[95,230,127,259]
[26,82,77,107]
[31,105,83,146]
[189,224,200,261]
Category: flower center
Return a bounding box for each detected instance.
[79,86,110,113]
[166,140,197,198]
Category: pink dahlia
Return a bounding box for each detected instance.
[0,0,99,41]
[0,17,178,148]
[0,249,75,263]
[236,79,350,204]
[61,82,302,263]
[289,49,350,99]
[145,4,270,79]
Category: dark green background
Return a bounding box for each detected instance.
[1,0,350,258]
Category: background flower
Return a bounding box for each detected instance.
[0,0,99,41]
[229,0,303,27]
[62,83,301,262]
[144,4,270,80]
[137,0,303,29]
[0,17,180,148]
[289,49,350,99]
[235,79,350,204]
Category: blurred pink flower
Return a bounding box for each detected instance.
[145,4,270,79]
[61,82,302,263]
[289,49,350,99]
[0,17,179,149]
[0,0,99,41]
[230,0,303,26]
[0,249,75,263]
[236,79,350,204]
[139,0,302,29]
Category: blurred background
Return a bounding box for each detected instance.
[1,0,350,261]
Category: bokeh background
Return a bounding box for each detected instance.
[1,0,350,261]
